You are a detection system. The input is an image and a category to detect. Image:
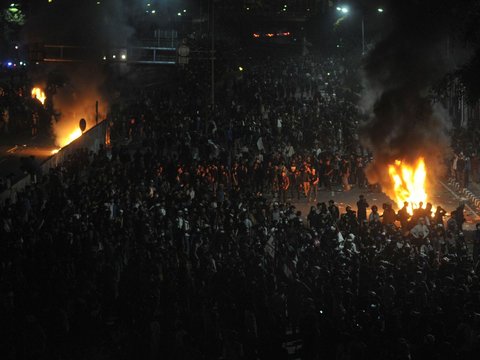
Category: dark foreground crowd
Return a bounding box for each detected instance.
[1,54,480,360]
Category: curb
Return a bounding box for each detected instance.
[447,178,480,208]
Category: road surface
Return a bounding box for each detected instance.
[1,139,478,229]
[283,183,480,231]
[0,140,56,183]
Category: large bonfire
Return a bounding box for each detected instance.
[386,157,428,211]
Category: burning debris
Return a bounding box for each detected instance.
[388,158,428,212]
[360,0,453,208]
[31,87,46,105]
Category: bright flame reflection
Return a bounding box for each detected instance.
[388,158,428,212]
[31,87,46,105]
[56,128,82,148]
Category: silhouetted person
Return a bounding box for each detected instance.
[397,201,410,229]
[357,195,369,223]
[382,203,397,226]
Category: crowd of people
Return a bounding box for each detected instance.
[110,54,369,198]
[0,82,48,137]
[1,53,480,360]
[450,129,480,189]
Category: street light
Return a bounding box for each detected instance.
[337,6,364,54]
[336,5,384,55]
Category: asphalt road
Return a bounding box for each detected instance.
[1,137,478,230]
[283,184,480,231]
[0,140,56,182]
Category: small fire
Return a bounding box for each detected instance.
[50,128,82,155]
[67,128,82,144]
[388,157,428,211]
[31,87,46,105]
[56,128,83,148]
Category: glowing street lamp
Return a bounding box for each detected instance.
[336,6,349,14]
[336,5,384,55]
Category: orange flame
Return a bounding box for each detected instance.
[57,128,82,148]
[388,157,428,212]
[50,128,82,155]
[31,87,46,105]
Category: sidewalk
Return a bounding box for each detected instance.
[467,181,480,205]
[448,178,480,208]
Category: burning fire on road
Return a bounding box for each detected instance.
[387,157,428,212]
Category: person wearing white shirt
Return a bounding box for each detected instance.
[411,218,430,240]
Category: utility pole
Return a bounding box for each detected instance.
[95,100,99,125]
[361,16,365,55]
[210,0,215,109]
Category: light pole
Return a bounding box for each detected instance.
[361,16,365,55]
[367,8,384,55]
[210,0,215,109]
[336,6,384,56]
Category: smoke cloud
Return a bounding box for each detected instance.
[50,66,108,148]
[24,0,137,48]
[360,0,455,185]
[23,0,140,147]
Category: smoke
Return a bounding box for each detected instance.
[23,0,139,147]
[50,66,108,148]
[24,0,137,48]
[360,0,456,184]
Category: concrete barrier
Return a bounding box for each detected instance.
[447,178,480,209]
[42,120,107,171]
[0,120,107,205]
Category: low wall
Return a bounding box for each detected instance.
[41,120,107,171]
[0,120,107,205]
